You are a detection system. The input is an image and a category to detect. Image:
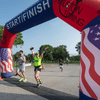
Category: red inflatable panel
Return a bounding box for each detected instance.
[0,27,17,48]
[53,0,100,31]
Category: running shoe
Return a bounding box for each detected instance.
[40,82,43,85]
[39,82,43,87]
[19,78,23,82]
[23,79,27,82]
[37,84,40,88]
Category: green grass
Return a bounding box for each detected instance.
[13,61,80,68]
[68,61,80,64]
[13,62,19,68]
[31,62,51,66]
[42,61,80,64]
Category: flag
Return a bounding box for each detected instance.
[80,25,100,99]
[0,48,13,78]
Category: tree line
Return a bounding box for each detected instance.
[13,45,70,62]
[13,44,81,63]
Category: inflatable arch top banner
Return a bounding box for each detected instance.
[4,0,100,33]
[0,0,100,48]
[1,0,100,100]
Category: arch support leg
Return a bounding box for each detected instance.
[0,27,17,78]
[0,48,13,78]
[79,25,100,100]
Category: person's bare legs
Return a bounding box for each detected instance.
[17,71,22,78]
[35,71,40,78]
[22,72,26,79]
[35,71,42,86]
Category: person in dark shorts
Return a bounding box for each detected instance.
[59,59,63,72]
[30,47,48,88]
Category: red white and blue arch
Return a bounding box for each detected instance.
[0,0,100,99]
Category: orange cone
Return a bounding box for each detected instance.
[0,76,2,80]
[42,65,45,69]
[50,63,51,66]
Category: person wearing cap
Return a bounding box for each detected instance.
[17,50,27,82]
[31,47,48,88]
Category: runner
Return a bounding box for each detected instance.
[59,59,63,72]
[30,47,48,88]
[17,50,27,82]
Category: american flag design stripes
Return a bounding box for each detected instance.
[80,25,100,100]
[0,48,13,75]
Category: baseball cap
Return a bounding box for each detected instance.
[36,52,39,55]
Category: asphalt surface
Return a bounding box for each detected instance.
[0,64,80,100]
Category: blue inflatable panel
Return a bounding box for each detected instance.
[83,16,100,30]
[1,72,13,78]
[79,90,96,100]
[5,0,56,33]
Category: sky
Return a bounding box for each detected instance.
[0,0,81,56]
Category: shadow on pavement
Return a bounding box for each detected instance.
[4,77,79,100]
[0,92,46,100]
[0,80,15,87]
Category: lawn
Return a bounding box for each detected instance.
[13,61,80,68]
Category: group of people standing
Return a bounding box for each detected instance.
[16,47,64,88]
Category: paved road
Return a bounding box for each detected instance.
[0,64,80,100]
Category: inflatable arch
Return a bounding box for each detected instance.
[0,0,100,99]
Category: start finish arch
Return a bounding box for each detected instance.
[0,0,100,99]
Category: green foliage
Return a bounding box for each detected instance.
[69,55,80,61]
[75,42,81,55]
[39,45,54,61]
[67,61,80,64]
[12,44,80,63]
[0,25,4,41]
[53,45,69,61]
[14,32,24,48]
[38,44,69,62]
[13,52,34,62]
[25,54,34,61]
[74,55,80,61]
[13,52,19,61]
[0,25,24,47]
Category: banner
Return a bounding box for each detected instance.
[5,0,56,34]
[52,0,100,31]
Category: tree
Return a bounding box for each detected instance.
[13,52,19,61]
[75,42,81,55]
[74,55,80,61]
[0,25,24,47]
[0,25,3,41]
[39,45,54,62]
[53,45,69,62]
[14,32,24,47]
[26,54,34,61]
[69,55,80,61]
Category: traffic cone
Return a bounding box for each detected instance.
[50,63,51,66]
[0,76,2,80]
[42,65,45,69]
[66,63,68,65]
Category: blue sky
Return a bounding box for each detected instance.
[0,0,81,56]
